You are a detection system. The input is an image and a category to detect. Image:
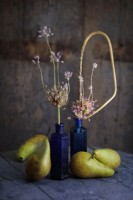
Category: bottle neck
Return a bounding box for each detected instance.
[74,118,82,128]
[55,123,64,134]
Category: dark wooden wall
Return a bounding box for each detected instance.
[0,0,133,153]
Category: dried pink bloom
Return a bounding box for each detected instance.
[38,26,54,38]
[93,63,98,68]
[50,51,64,63]
[32,55,40,64]
[64,71,73,81]
[71,98,96,119]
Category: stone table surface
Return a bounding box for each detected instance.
[0,149,133,200]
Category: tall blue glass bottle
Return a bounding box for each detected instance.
[50,123,69,180]
[70,118,87,157]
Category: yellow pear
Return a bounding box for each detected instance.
[25,137,51,181]
[17,134,46,161]
[70,151,114,178]
[93,148,121,169]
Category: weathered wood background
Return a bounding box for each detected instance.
[0,0,133,153]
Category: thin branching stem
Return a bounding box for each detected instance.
[46,37,57,88]
[88,67,94,101]
[57,62,60,85]
[37,63,45,91]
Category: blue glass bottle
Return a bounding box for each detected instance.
[70,118,87,157]
[50,123,69,180]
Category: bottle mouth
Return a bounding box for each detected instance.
[74,118,82,128]
[55,123,64,134]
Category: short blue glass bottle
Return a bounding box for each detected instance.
[70,118,87,157]
[50,123,69,180]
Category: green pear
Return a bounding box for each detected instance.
[17,134,47,161]
[93,148,121,169]
[70,151,114,178]
[25,137,51,181]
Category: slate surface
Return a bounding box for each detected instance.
[0,149,133,200]
[1,0,133,154]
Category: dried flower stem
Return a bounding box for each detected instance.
[88,66,95,100]
[37,63,45,90]
[57,106,61,125]
[79,31,117,118]
[81,82,85,102]
[46,37,57,88]
[57,62,60,85]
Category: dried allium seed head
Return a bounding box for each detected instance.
[71,98,96,119]
[46,84,69,108]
